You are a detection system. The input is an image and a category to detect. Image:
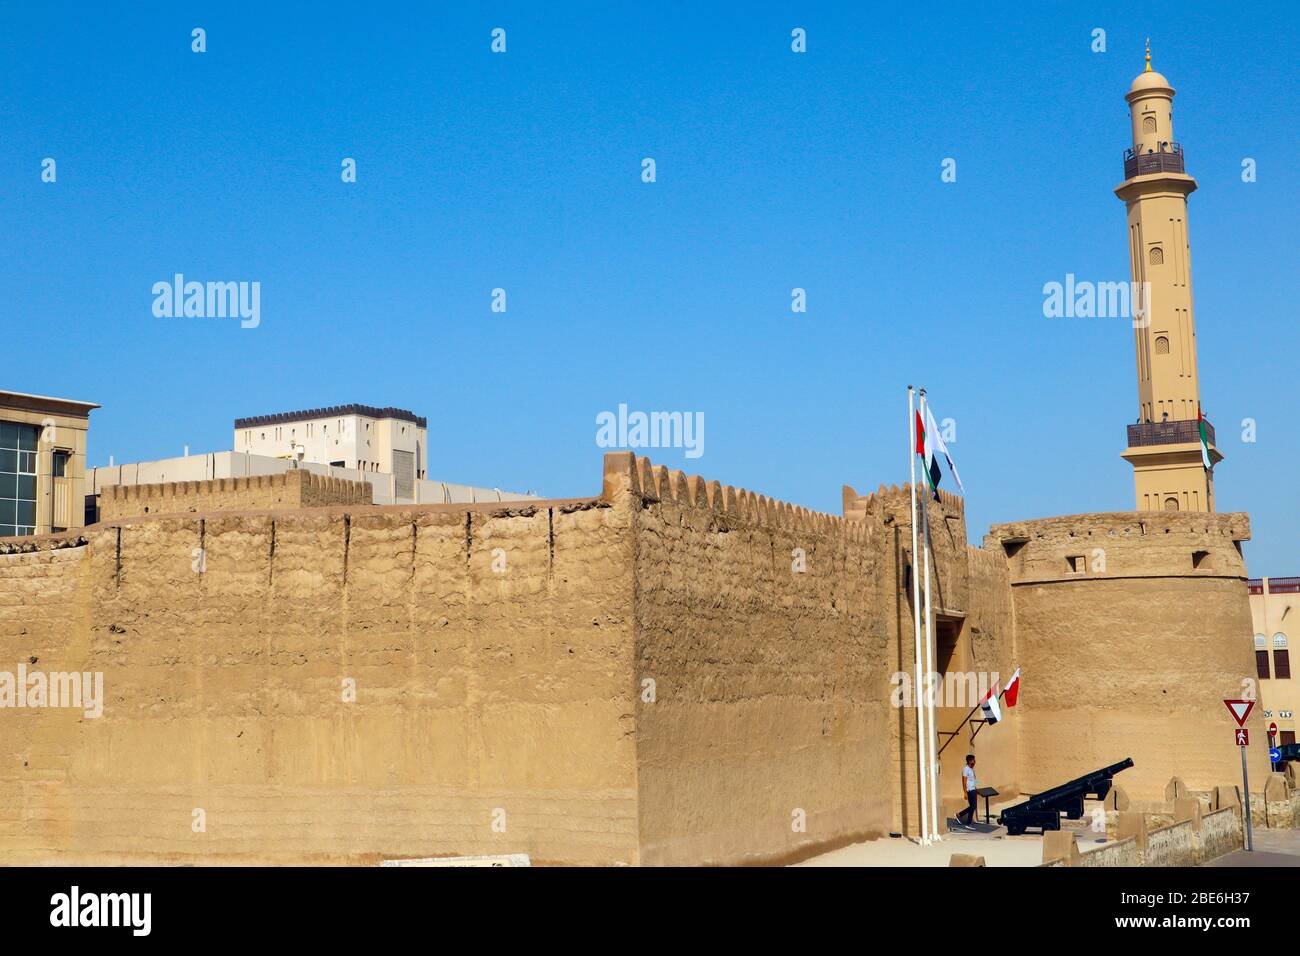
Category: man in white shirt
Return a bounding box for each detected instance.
[957,754,978,827]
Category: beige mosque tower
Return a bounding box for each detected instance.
[1117,43,1221,512]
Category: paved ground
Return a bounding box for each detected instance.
[798,810,1127,867]
[800,816,1300,867]
[1206,828,1300,867]
[796,813,1095,867]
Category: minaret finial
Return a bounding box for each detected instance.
[1144,38,1152,72]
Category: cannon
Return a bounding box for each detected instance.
[998,758,1134,836]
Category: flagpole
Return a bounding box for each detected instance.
[920,388,942,841]
[908,385,930,845]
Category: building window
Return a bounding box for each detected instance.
[1257,650,1271,679]
[1276,650,1292,680]
[1256,634,1268,649]
[1155,335,1170,354]
[52,450,69,478]
[1066,555,1086,573]
[0,421,39,536]
[1191,550,1208,569]
[1274,633,1288,649]
[1163,497,1179,512]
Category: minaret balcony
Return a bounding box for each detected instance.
[1126,418,1212,448]
[1123,143,1185,179]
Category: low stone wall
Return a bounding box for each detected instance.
[1145,819,1197,866]
[1200,806,1244,861]
[1057,803,1245,868]
[1078,836,1140,867]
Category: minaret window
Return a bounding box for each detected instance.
[1143,115,1157,133]
[1149,246,1164,265]
[1154,336,1170,354]
[1163,497,1179,512]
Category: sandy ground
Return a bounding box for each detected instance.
[796,809,1115,867]
[796,829,1044,867]
[1206,828,1300,867]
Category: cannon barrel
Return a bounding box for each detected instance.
[1021,758,1133,808]
[997,759,1134,835]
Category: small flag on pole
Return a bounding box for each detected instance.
[915,411,942,499]
[925,404,965,494]
[1004,668,1021,707]
[1198,406,1213,471]
[979,683,1002,724]
[916,402,964,501]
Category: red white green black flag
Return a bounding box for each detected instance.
[915,411,943,499]
[915,404,965,500]
[1198,406,1213,471]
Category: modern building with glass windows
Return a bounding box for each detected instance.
[0,391,98,537]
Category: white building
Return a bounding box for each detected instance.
[236,405,428,499]
[88,403,537,510]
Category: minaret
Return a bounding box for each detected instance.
[1117,43,1221,513]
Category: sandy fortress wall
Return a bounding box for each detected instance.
[846,483,1021,836]
[1,495,639,865]
[1,453,906,865]
[985,511,1268,800]
[97,469,373,521]
[0,452,1269,864]
[603,454,891,864]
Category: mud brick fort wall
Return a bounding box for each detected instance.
[846,482,1021,835]
[985,510,1268,801]
[604,453,891,865]
[0,452,1268,864]
[0,497,638,865]
[97,469,373,521]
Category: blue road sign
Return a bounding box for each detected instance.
[1269,748,1281,763]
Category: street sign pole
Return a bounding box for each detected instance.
[1241,743,1254,852]
[1224,699,1257,853]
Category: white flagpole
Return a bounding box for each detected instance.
[920,388,942,841]
[908,386,930,845]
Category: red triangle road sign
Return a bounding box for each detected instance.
[1223,699,1255,727]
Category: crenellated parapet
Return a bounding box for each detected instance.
[985,510,1251,583]
[842,482,964,525]
[601,451,868,541]
[97,469,373,521]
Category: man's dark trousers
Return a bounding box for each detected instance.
[958,789,977,825]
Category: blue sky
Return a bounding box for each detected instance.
[3,2,1296,571]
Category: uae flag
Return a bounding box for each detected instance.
[1198,407,1213,471]
[925,405,965,494]
[979,684,1002,724]
[915,411,943,500]
[1004,668,1021,707]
